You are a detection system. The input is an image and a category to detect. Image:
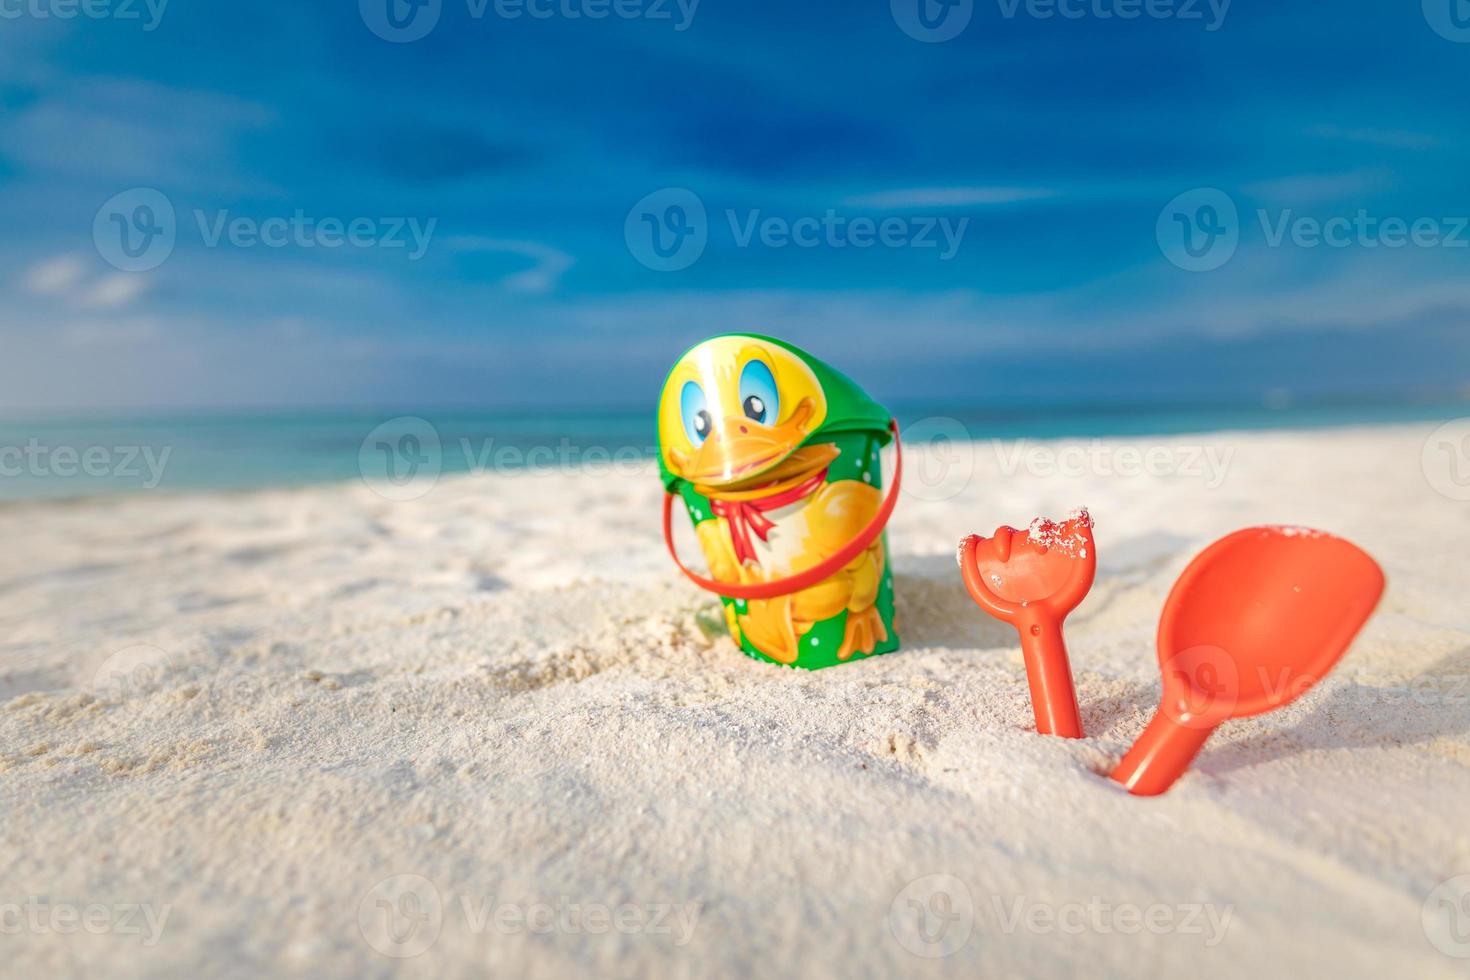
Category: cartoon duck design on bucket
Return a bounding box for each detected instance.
[657,334,903,669]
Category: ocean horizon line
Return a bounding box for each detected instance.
[0,389,1465,428]
[0,398,1464,503]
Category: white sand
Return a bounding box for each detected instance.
[2,423,1468,978]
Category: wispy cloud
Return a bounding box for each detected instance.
[78,274,150,310]
[23,254,150,310]
[1308,124,1439,151]
[442,237,575,295]
[1244,170,1393,205]
[24,254,87,295]
[0,78,276,192]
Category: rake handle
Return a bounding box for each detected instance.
[1018,617,1084,739]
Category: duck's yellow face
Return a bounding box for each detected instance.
[659,337,829,489]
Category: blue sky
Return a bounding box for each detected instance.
[0,0,1467,412]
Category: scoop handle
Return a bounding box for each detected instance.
[1110,711,1215,796]
[1019,617,1083,738]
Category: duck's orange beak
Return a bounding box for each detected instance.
[670,398,816,488]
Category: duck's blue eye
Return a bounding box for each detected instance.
[739,359,779,425]
[680,382,712,445]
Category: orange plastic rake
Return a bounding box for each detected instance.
[958,511,1096,739]
[1111,526,1385,796]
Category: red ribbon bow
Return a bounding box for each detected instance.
[708,468,828,566]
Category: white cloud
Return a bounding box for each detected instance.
[22,255,150,311]
[24,254,87,295]
[79,274,150,310]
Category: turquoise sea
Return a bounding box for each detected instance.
[0,399,1464,502]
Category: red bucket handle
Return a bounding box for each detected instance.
[663,420,902,601]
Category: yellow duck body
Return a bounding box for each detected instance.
[695,467,888,664]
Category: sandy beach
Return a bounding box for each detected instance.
[2,422,1467,979]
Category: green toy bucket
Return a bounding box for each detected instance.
[656,334,902,669]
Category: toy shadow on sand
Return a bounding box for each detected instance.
[1198,644,1470,776]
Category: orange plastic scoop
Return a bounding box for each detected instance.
[959,510,1096,738]
[1112,526,1385,796]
